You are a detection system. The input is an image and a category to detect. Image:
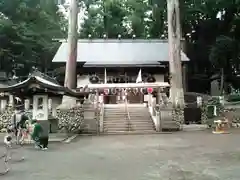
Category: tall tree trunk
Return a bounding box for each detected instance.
[62,0,78,104]
[220,68,224,95]
[167,0,184,107]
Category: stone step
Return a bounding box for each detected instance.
[104,127,154,131]
[104,123,154,128]
[104,115,127,117]
[104,121,153,124]
[104,113,127,115]
[128,119,153,122]
[104,114,126,116]
[104,126,129,130]
[130,127,155,131]
[104,122,128,126]
[130,122,154,126]
[103,127,129,132]
[104,116,127,121]
[102,130,160,135]
[129,116,152,119]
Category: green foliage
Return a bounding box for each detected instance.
[227,94,240,102]
[80,0,167,38]
[2,0,240,90]
[0,0,67,77]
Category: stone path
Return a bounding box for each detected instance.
[0,133,69,145]
[1,131,240,180]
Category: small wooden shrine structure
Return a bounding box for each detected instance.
[0,70,87,133]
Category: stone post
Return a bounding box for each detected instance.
[51,98,62,117]
[24,99,30,110]
[95,90,100,135]
[148,93,152,107]
[9,95,14,107]
[0,99,7,112]
[33,95,48,120]
[157,88,162,105]
[33,95,49,138]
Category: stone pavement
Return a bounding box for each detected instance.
[0,133,70,145]
[2,131,240,180]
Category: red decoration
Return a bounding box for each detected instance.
[147,87,153,94]
[104,89,109,95]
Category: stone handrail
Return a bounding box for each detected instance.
[125,98,131,131]
[148,95,161,132]
[125,99,130,121]
[99,101,104,133]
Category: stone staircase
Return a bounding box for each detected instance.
[103,104,155,134]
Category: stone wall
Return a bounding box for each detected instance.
[0,107,14,132]
[56,106,84,133]
[172,108,184,130]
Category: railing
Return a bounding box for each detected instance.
[125,98,131,131]
[99,101,104,133]
[148,94,161,132]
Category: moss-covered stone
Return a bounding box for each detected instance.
[200,103,208,125]
[56,106,84,133]
[0,107,14,131]
[172,108,184,130]
[201,97,224,127]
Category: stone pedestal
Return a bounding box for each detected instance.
[9,95,14,107]
[24,99,30,110]
[0,99,7,112]
[33,95,49,136]
[33,95,48,120]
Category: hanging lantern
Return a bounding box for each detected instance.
[147,75,156,83]
[104,89,109,95]
[89,75,100,83]
[112,77,117,83]
[119,76,125,83]
[141,88,148,95]
[98,89,104,95]
[133,88,138,95]
[107,77,113,83]
[125,76,129,83]
[147,87,153,94]
[142,73,149,82]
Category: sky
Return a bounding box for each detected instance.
[57,0,86,32]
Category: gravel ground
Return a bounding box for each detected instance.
[1,131,240,180]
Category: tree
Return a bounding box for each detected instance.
[80,0,167,38]
[210,36,240,94]
[0,0,67,77]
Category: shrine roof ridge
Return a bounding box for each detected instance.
[52,39,189,63]
[0,72,88,98]
[54,38,186,43]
